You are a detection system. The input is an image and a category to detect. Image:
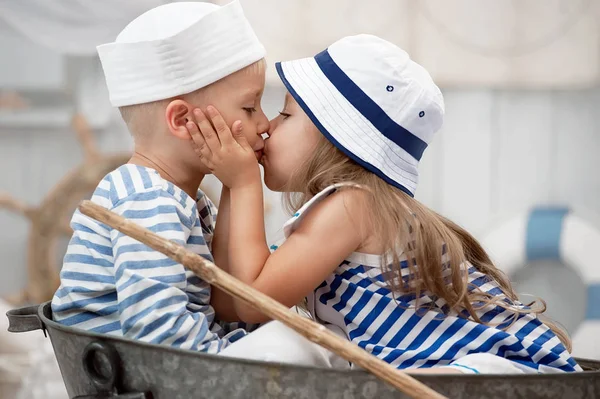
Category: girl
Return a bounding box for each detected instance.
[186,34,581,374]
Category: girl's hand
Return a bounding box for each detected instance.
[187,106,260,189]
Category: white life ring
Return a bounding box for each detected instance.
[482,207,600,359]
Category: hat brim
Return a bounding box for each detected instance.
[275,58,417,197]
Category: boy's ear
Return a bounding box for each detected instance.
[165,99,193,140]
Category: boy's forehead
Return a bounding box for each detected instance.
[237,84,263,98]
[222,65,265,94]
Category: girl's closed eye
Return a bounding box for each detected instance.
[243,107,257,114]
[278,111,291,120]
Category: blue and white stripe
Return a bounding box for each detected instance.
[283,185,582,373]
[52,164,245,352]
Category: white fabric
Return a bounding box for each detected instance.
[235,0,599,88]
[278,34,443,195]
[414,0,600,88]
[0,1,597,88]
[220,320,350,369]
[97,1,265,106]
[442,353,526,375]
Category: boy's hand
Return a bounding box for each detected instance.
[187,106,260,189]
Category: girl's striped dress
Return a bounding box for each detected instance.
[281,184,581,373]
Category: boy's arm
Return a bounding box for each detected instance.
[110,190,223,350]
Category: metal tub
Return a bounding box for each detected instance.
[6,302,600,399]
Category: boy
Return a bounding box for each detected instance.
[51,1,269,353]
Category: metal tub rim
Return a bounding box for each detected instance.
[6,302,600,399]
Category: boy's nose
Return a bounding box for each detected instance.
[257,112,270,135]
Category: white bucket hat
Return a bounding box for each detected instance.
[275,34,444,196]
[97,1,265,107]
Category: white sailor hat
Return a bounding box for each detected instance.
[97,1,265,107]
[276,34,444,196]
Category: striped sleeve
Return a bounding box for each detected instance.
[204,194,218,230]
[110,188,221,352]
[197,193,218,233]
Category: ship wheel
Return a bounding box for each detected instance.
[0,114,130,304]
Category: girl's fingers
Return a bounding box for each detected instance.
[187,121,215,169]
[193,108,222,153]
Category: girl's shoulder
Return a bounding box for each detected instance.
[283,183,369,239]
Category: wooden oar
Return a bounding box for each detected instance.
[79,200,447,399]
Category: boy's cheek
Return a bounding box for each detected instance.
[241,122,258,143]
[227,110,248,130]
[206,102,236,125]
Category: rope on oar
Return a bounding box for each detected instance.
[79,200,447,399]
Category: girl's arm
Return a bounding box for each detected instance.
[188,114,239,321]
[208,186,240,321]
[229,188,363,323]
[186,107,364,323]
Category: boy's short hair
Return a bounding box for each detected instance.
[118,101,164,138]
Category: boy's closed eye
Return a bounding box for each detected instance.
[278,111,291,120]
[241,88,262,115]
